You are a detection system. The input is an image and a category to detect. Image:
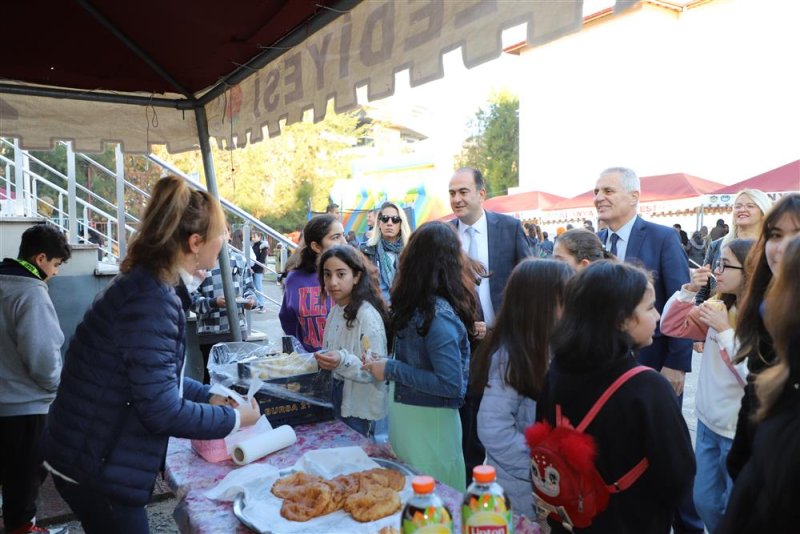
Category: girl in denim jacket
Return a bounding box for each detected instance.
[363,222,477,490]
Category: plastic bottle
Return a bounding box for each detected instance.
[461,465,513,534]
[401,475,454,533]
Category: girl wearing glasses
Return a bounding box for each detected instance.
[361,201,411,303]
[661,238,754,533]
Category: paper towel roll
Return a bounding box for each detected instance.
[232,425,297,465]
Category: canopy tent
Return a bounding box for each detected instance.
[551,172,726,209]
[541,172,725,225]
[712,160,800,195]
[482,190,565,215]
[0,0,633,340]
[0,0,593,154]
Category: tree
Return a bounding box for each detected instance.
[152,104,366,232]
[456,91,519,197]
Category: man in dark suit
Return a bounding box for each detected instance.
[595,166,703,534]
[449,167,531,483]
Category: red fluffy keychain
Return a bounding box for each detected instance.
[525,367,650,530]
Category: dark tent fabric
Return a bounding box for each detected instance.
[713,160,800,194]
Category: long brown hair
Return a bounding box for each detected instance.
[390,222,476,338]
[734,194,800,365]
[121,176,225,281]
[471,259,574,399]
[754,236,800,420]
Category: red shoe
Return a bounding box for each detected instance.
[8,522,49,533]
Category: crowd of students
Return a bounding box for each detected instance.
[277,187,800,533]
[2,171,799,533]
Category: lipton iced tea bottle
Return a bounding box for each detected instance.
[402,475,453,533]
[461,465,513,534]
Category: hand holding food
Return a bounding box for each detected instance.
[314,350,342,370]
[235,397,261,427]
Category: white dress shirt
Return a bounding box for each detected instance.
[605,215,638,261]
[458,211,495,325]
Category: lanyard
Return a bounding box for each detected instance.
[15,259,44,280]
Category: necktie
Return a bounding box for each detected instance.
[609,232,620,257]
[466,226,479,260]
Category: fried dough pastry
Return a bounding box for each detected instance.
[271,471,324,499]
[280,481,332,522]
[344,487,402,522]
[323,473,362,513]
[358,468,406,492]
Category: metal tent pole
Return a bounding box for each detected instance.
[195,106,242,342]
[115,145,127,260]
[65,142,79,245]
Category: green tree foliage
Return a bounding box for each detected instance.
[456,91,519,197]
[153,104,365,232]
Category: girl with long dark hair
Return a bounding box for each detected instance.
[719,236,800,532]
[474,258,574,518]
[535,261,695,533]
[362,221,476,490]
[314,245,389,436]
[278,215,345,352]
[726,193,800,479]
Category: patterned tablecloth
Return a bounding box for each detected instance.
[165,419,540,534]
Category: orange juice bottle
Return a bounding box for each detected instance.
[461,465,513,534]
[401,475,453,533]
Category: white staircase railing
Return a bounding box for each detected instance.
[0,138,293,299]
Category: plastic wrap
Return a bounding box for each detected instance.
[209,341,333,409]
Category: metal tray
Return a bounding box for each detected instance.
[232,457,416,533]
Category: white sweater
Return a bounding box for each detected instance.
[661,287,747,438]
[321,302,388,421]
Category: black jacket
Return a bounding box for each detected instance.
[536,356,695,534]
[718,390,800,533]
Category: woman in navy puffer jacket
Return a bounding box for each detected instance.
[41,177,260,533]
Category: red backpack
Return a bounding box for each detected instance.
[525,366,651,530]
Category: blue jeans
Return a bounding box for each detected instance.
[331,378,373,437]
[53,476,149,534]
[252,272,265,307]
[693,420,733,533]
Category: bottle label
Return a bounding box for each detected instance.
[462,494,512,534]
[402,505,453,534]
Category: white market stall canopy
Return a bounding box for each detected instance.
[0,0,641,154]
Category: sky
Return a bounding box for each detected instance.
[358,0,800,199]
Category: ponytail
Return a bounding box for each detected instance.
[121,176,225,281]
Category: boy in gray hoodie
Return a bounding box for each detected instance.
[0,223,70,533]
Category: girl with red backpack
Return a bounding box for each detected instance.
[532,261,695,533]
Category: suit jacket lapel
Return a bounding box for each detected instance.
[485,211,498,270]
[626,216,646,261]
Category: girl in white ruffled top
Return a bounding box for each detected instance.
[661,238,754,533]
[314,245,389,437]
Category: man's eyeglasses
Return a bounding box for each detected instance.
[714,261,744,274]
[379,215,401,224]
